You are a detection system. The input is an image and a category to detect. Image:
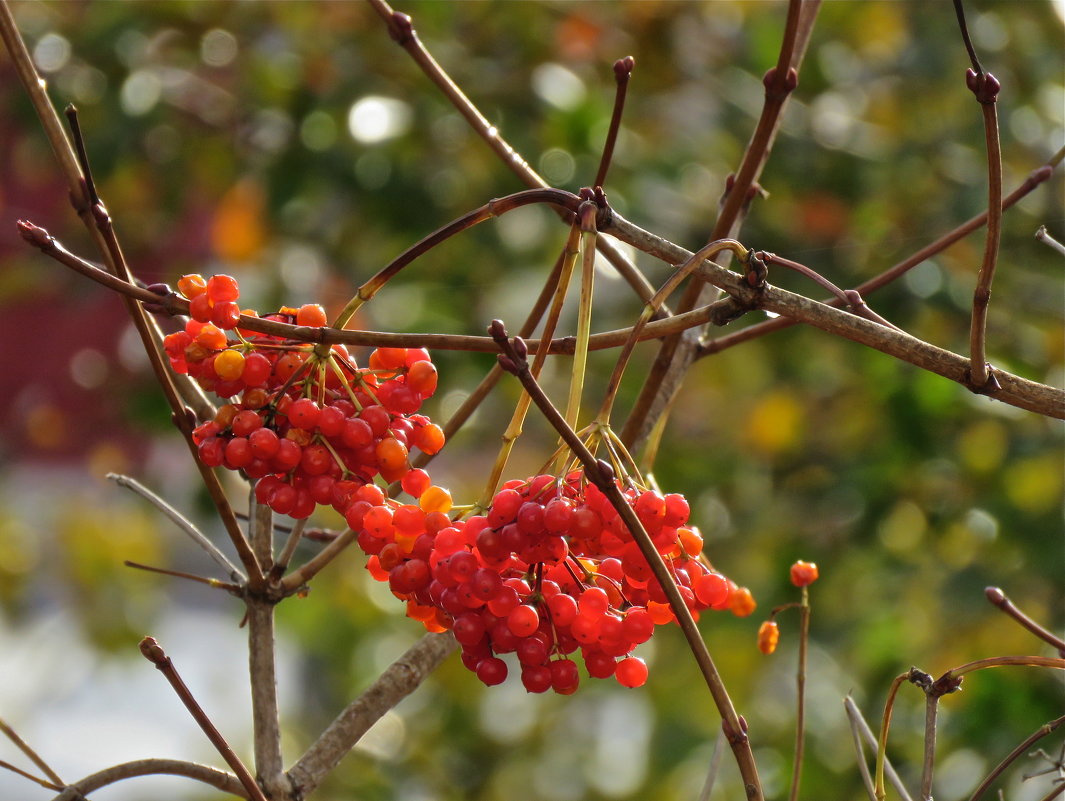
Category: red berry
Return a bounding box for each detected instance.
[615,656,648,688]
[206,274,240,303]
[789,560,819,587]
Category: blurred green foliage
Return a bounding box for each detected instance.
[1,1,1062,800]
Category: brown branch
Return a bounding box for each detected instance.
[366,0,669,317]
[139,637,268,801]
[594,57,634,189]
[968,715,1065,801]
[604,211,1065,419]
[621,0,822,450]
[0,717,63,788]
[699,157,1060,356]
[279,528,358,592]
[966,68,1003,389]
[985,587,1065,656]
[52,759,247,800]
[287,632,457,798]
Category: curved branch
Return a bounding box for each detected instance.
[52,759,247,800]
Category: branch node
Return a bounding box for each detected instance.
[388,11,414,45]
[763,65,798,100]
[966,68,1000,104]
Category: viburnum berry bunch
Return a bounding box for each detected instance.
[350,458,746,693]
[161,273,446,520]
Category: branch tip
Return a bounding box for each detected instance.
[139,636,167,666]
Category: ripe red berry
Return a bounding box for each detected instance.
[615,656,648,688]
[206,274,240,303]
[296,303,327,327]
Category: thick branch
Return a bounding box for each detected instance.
[604,212,1065,419]
[287,632,457,798]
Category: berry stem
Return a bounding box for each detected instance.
[788,585,810,801]
[559,201,599,445]
[874,671,910,801]
[478,221,583,507]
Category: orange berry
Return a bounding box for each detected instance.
[419,485,453,514]
[296,303,328,327]
[214,349,246,381]
[757,620,780,655]
[728,586,756,617]
[413,422,445,455]
[195,323,228,351]
[790,560,819,587]
[177,273,207,299]
[375,437,409,472]
[678,527,703,557]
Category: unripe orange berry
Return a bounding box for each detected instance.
[789,560,819,587]
[296,303,327,327]
[214,349,246,381]
[419,485,453,514]
[728,586,756,617]
[757,620,779,655]
[177,273,207,298]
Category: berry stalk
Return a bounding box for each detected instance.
[479,221,582,508]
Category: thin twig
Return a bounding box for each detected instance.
[594,57,634,189]
[124,561,242,593]
[985,587,1065,657]
[844,696,879,801]
[875,671,913,801]
[491,321,764,801]
[271,518,308,582]
[965,65,1003,389]
[279,528,358,592]
[108,473,246,583]
[1035,225,1065,256]
[0,717,63,787]
[287,632,457,798]
[139,637,268,801]
[52,758,247,801]
[920,695,939,801]
[696,726,727,801]
[846,695,915,801]
[0,759,62,791]
[365,0,669,317]
[967,715,1065,801]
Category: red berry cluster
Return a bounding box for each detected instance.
[351,467,740,693]
[162,274,445,520]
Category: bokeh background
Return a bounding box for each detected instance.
[1,2,1062,799]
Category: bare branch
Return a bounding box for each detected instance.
[139,637,268,801]
[287,632,457,797]
[0,717,63,788]
[52,759,247,800]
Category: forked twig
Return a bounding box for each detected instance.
[0,717,63,788]
[108,473,246,583]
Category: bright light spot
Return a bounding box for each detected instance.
[120,69,162,116]
[280,244,323,299]
[347,96,411,144]
[538,147,575,185]
[531,62,586,110]
[33,32,70,73]
[354,710,406,761]
[69,349,107,389]
[903,260,943,298]
[479,666,539,743]
[201,28,238,67]
[585,695,651,797]
[972,12,1009,52]
[300,110,337,151]
[810,91,856,149]
[963,508,998,541]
